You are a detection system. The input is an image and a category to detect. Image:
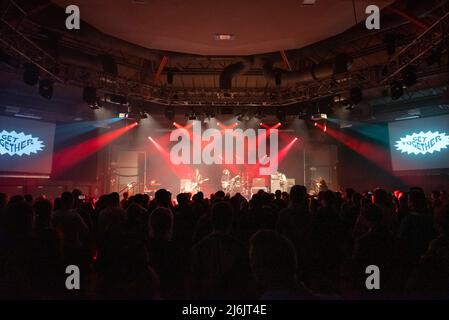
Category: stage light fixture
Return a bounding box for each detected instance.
[23,63,39,86]
[390,82,404,100]
[311,113,327,121]
[38,79,53,99]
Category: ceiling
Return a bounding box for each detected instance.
[53,0,394,55]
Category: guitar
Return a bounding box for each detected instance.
[191,178,209,191]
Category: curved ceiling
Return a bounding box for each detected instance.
[54,0,394,55]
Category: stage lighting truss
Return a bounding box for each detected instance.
[380,10,449,85]
[1,1,449,110]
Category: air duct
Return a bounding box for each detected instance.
[262,53,351,84]
[219,57,253,90]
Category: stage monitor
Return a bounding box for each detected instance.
[0,116,56,176]
[388,114,449,171]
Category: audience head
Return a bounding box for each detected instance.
[149,207,174,240]
[4,201,34,238]
[275,190,282,200]
[155,189,171,208]
[195,191,204,201]
[211,201,233,232]
[362,203,383,229]
[408,188,427,214]
[61,192,74,210]
[34,198,52,228]
[24,194,33,205]
[320,190,336,208]
[289,185,307,205]
[249,230,298,289]
[177,193,190,207]
[214,190,225,201]
[373,188,389,206]
[345,188,355,201]
[110,192,120,207]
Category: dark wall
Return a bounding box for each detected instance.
[51,125,99,181]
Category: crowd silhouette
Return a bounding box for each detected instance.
[0,185,448,299]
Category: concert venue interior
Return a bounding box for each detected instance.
[1,0,449,301]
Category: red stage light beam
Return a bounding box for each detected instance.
[53,122,138,173]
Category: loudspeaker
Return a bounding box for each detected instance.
[252,178,266,188]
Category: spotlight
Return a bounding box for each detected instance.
[311,113,327,121]
[38,79,53,99]
[390,82,404,100]
[402,66,417,87]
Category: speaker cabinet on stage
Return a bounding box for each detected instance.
[251,177,268,196]
[251,187,268,195]
[252,178,266,188]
